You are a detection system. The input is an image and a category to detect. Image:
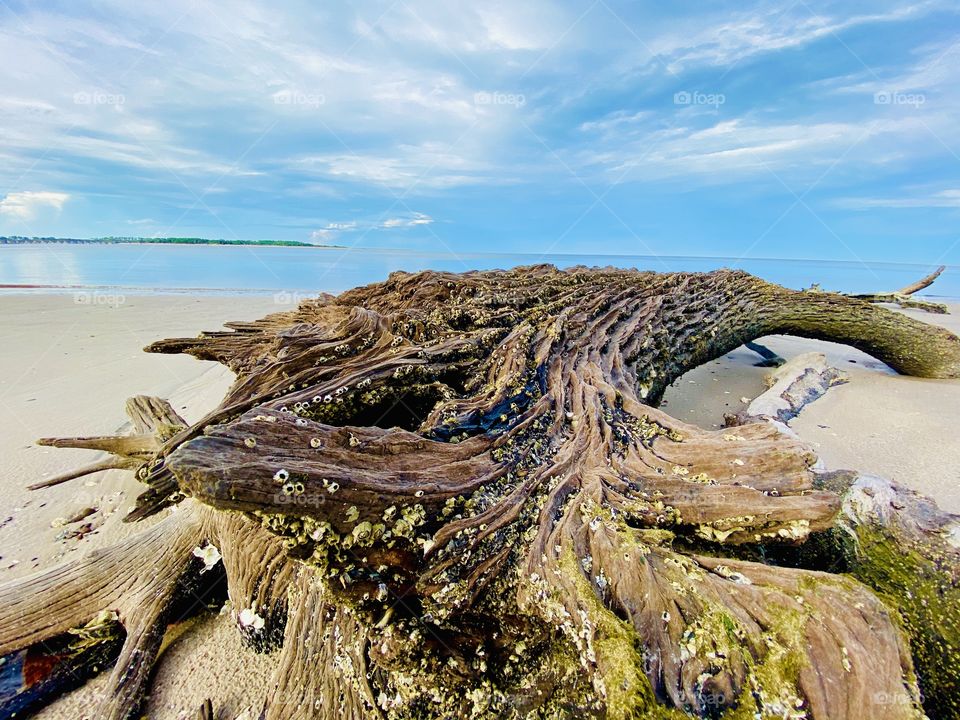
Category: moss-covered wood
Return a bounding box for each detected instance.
[2,265,959,719]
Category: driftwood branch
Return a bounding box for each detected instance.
[3,265,960,719]
[848,264,948,313]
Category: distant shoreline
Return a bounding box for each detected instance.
[0,237,343,248]
[0,282,321,296]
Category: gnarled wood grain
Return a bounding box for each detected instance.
[5,265,960,719]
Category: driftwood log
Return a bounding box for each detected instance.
[2,265,960,720]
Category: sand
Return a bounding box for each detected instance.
[0,293,286,719]
[1,292,958,718]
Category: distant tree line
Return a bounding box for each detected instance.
[0,236,336,247]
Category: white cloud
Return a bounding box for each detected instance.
[837,189,960,209]
[311,213,434,241]
[650,2,941,73]
[568,111,950,192]
[820,38,960,107]
[373,1,564,53]
[310,228,337,242]
[0,191,70,220]
[298,143,491,189]
[310,220,357,242]
[382,213,433,228]
[579,110,651,134]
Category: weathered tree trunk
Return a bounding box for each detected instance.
[2,265,960,719]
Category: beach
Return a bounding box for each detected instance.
[0,294,285,719]
[1,292,958,718]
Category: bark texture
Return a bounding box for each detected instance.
[3,265,960,720]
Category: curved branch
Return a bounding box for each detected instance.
[762,288,960,378]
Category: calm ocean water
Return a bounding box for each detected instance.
[0,244,956,298]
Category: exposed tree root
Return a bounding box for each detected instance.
[734,350,960,719]
[2,266,959,719]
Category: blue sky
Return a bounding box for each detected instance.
[0,0,958,263]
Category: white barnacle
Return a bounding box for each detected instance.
[310,437,322,449]
[353,522,373,541]
[282,482,296,496]
[327,482,340,493]
[244,437,257,448]
[313,395,323,404]
[238,606,265,631]
[273,469,290,484]
[295,418,308,427]
[349,434,361,447]
[323,394,333,403]
[414,490,424,498]
[192,543,222,574]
